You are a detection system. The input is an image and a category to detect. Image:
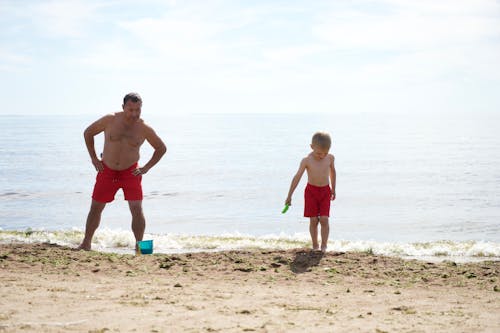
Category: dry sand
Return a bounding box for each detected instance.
[0,243,499,332]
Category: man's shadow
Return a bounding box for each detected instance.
[290,250,324,273]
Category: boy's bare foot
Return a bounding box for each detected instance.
[321,246,327,253]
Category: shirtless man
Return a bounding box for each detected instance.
[78,92,167,251]
[285,132,336,252]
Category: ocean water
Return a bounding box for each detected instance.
[1,113,499,261]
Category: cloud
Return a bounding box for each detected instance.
[1,0,499,114]
[261,44,327,67]
[313,0,500,50]
[307,0,500,91]
[29,0,104,38]
[118,16,222,64]
[79,40,151,70]
[0,0,106,71]
[0,48,32,72]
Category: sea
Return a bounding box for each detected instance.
[1,112,499,262]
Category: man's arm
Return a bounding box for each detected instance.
[134,125,167,175]
[330,154,336,200]
[84,115,112,171]
[285,158,307,206]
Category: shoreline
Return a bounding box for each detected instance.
[0,242,499,332]
[1,230,499,263]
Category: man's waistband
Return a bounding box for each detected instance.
[102,161,138,173]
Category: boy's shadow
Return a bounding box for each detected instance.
[290,250,324,274]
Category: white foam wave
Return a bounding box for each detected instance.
[0,229,499,261]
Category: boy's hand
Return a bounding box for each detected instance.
[331,191,336,201]
[285,197,292,206]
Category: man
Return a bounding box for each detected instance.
[78,92,167,251]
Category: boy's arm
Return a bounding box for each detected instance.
[285,158,307,205]
[330,154,336,200]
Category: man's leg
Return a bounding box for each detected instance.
[319,216,329,252]
[309,217,320,250]
[128,200,145,244]
[78,200,106,250]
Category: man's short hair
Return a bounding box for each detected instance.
[312,132,331,149]
[123,92,142,105]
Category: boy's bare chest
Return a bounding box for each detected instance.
[307,158,330,173]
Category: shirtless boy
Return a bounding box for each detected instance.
[78,92,167,251]
[285,132,336,252]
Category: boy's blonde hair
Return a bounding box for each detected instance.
[312,132,331,149]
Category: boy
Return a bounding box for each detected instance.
[285,132,336,252]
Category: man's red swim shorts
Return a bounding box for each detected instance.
[92,162,143,203]
[304,183,331,217]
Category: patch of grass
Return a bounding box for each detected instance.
[234,267,253,273]
[238,310,252,315]
[285,305,322,311]
[125,270,137,277]
[392,306,417,315]
[273,256,290,265]
[324,267,338,274]
[0,313,12,321]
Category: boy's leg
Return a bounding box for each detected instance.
[309,217,320,250]
[78,200,106,250]
[319,216,329,252]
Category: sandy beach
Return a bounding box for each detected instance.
[0,243,498,332]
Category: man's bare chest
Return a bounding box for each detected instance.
[106,123,145,148]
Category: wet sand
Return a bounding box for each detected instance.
[0,243,499,332]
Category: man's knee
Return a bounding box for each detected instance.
[129,201,144,218]
[319,216,329,225]
[89,200,106,214]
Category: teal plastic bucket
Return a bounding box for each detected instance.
[137,240,153,254]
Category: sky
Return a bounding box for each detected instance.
[0,0,499,116]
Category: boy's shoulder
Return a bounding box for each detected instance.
[302,153,314,162]
[303,153,335,160]
[328,153,335,164]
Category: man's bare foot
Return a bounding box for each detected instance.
[321,245,327,253]
[77,243,91,251]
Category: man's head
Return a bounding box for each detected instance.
[310,132,331,160]
[122,92,142,121]
[123,92,142,105]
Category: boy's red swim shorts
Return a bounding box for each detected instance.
[92,162,143,203]
[304,183,331,217]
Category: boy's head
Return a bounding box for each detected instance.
[310,132,331,159]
